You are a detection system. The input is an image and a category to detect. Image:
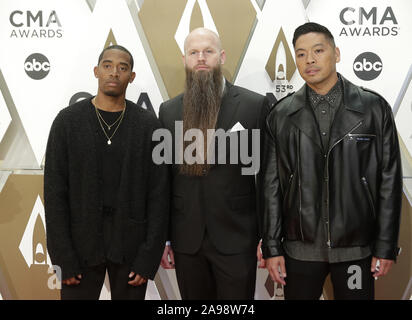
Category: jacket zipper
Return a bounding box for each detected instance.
[347,134,376,137]
[297,134,304,241]
[287,173,294,189]
[325,121,363,248]
[361,177,376,218]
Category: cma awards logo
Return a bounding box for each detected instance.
[339,7,399,37]
[9,10,63,39]
[353,52,383,81]
[139,0,257,98]
[18,196,51,268]
[174,0,218,54]
[265,27,297,102]
[18,195,61,290]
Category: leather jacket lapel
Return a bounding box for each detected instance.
[286,86,323,151]
[286,76,366,153]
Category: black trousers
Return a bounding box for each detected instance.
[174,232,257,300]
[283,254,374,300]
[60,261,148,300]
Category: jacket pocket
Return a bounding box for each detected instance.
[284,173,294,198]
[283,173,297,213]
[361,177,376,218]
[347,134,376,142]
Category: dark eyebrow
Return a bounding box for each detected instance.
[295,48,306,52]
[295,43,325,52]
[101,60,130,67]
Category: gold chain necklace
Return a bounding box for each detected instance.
[96,108,124,131]
[92,98,126,145]
[92,97,125,130]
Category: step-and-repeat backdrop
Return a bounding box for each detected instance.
[0,0,411,300]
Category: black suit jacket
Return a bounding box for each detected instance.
[44,98,169,280]
[159,81,269,254]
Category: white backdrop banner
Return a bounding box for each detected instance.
[0,88,12,144]
[0,0,163,167]
[236,0,306,102]
[0,0,411,301]
[306,0,412,106]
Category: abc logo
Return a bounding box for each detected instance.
[353,52,383,81]
[24,53,50,80]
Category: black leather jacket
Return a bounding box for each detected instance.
[261,76,402,260]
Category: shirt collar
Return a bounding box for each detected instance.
[307,75,342,109]
[221,77,226,97]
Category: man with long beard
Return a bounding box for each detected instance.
[158,28,270,299]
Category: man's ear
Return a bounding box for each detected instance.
[220,50,226,65]
[129,71,136,83]
[335,46,341,63]
[94,66,98,78]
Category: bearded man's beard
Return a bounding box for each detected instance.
[180,64,223,176]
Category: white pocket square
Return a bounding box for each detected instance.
[229,122,246,132]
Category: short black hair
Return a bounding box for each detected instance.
[292,22,335,48]
[98,45,134,70]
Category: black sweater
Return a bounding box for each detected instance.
[44,98,169,280]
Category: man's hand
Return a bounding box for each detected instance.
[257,241,266,268]
[128,272,147,286]
[160,244,175,269]
[371,257,394,278]
[62,274,82,286]
[266,256,287,285]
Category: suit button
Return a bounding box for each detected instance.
[322,132,327,136]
